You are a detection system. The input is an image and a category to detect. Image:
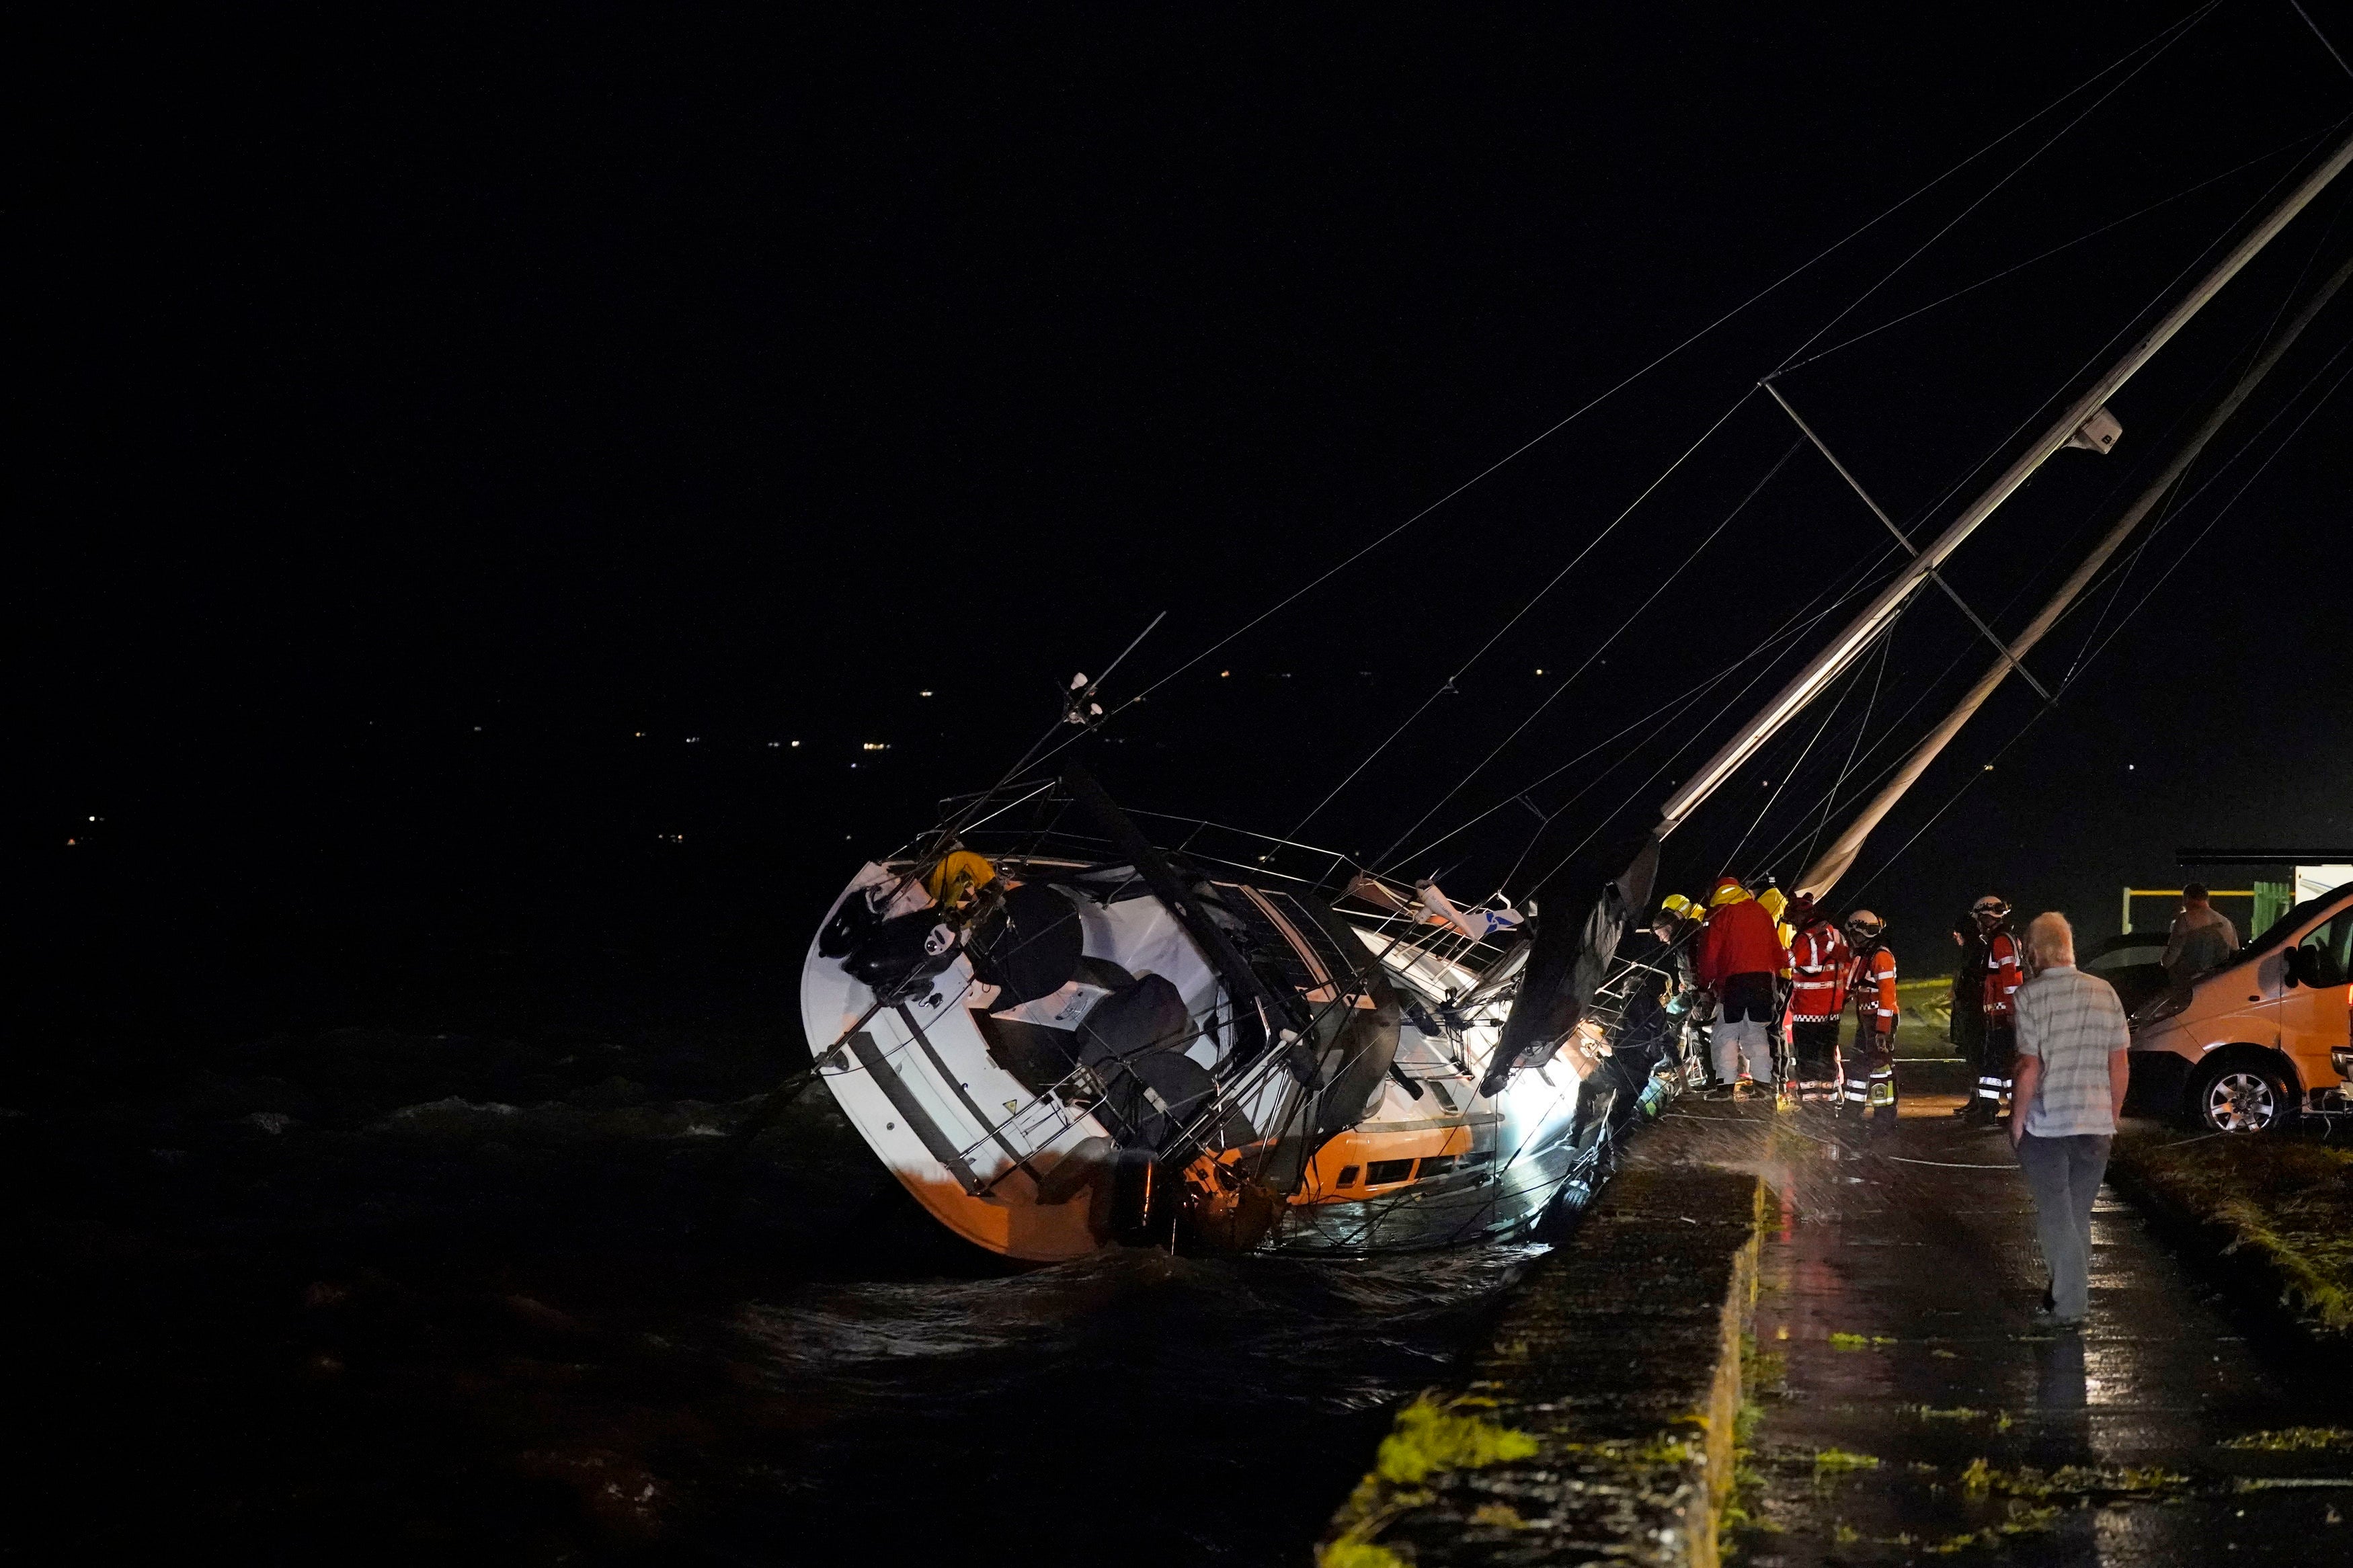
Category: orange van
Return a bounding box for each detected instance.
[2125,881,2353,1132]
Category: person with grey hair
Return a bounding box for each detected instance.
[2009,911,2131,1327]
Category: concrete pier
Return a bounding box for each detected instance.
[1322,1077,2352,1566]
[1320,1114,1765,1567]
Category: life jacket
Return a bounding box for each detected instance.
[1849,940,1898,1031]
[1788,920,1850,1021]
[1981,926,2023,1020]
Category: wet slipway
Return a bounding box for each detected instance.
[1698,1071,2353,1567]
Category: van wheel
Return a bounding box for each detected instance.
[2190,1059,2290,1134]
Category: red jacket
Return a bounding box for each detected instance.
[1697,885,1788,988]
[1788,921,1850,1021]
[1849,942,1898,1034]
[1981,927,2023,1020]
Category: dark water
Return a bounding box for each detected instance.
[9,1017,1538,1565]
[16,775,1548,1564]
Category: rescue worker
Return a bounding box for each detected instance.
[1696,876,1788,1097]
[1754,878,1798,1104]
[1843,910,1899,1113]
[1616,909,1687,1098]
[1785,895,1849,1104]
[1948,911,1988,1118]
[1968,894,2024,1126]
[1659,895,1710,1085]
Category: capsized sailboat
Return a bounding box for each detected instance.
[796,125,2353,1263]
[799,775,1657,1261]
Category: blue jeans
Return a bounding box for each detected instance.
[2013,1132,2112,1319]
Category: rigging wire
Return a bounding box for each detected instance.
[2289,0,2353,81]
[1743,267,2325,876]
[1751,321,2348,886]
[1285,386,1760,839]
[1390,87,2324,886]
[2064,342,2351,675]
[918,610,1172,870]
[1743,315,2342,885]
[1753,632,1890,878]
[1367,439,1808,867]
[1718,630,1884,876]
[1386,539,1911,882]
[1080,5,2243,733]
[1519,573,1920,894]
[1780,120,2346,641]
[1675,147,2353,861]
[1772,120,2343,377]
[1773,1,2220,370]
[1796,636,1892,876]
[1841,347,2350,899]
[2050,324,2351,677]
[2059,216,2349,688]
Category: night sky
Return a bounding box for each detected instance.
[30,5,2353,1040]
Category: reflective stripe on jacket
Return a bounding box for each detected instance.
[1788,921,1850,1021]
[1981,928,2023,1019]
[1849,943,1898,1032]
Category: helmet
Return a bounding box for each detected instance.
[1708,877,1749,907]
[1659,892,1695,920]
[1970,894,2011,923]
[1788,893,1818,923]
[1845,909,1886,940]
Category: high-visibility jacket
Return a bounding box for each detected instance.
[1849,941,1898,1034]
[1753,888,1796,978]
[1788,921,1850,1021]
[1981,927,2024,1020]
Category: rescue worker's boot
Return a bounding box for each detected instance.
[1964,1075,2003,1126]
[1856,1030,1897,1118]
[1841,1075,1870,1115]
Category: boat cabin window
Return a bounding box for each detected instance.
[1364,1158,1415,1186]
[1417,1154,1458,1179]
[1335,1165,1361,1188]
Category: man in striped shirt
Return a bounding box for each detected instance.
[2010,911,2131,1327]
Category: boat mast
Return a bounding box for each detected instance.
[1652,126,2353,840]
[1793,253,2350,900]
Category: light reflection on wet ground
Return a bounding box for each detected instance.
[1644,1089,2352,1565]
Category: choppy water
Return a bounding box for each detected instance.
[11,1024,1540,1565]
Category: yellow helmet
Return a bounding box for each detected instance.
[1659,893,1695,919]
[923,849,998,909]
